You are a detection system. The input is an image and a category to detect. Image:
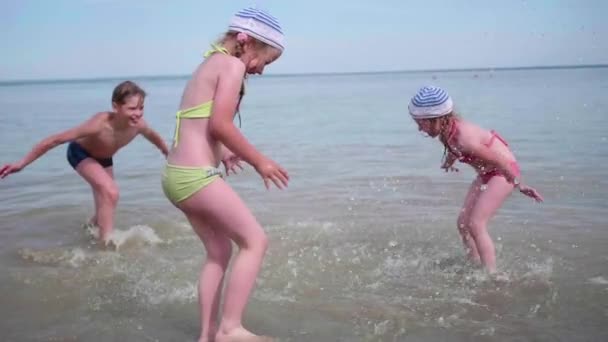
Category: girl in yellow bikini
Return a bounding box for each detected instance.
[161,7,288,342]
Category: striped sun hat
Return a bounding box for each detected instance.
[408,86,454,119]
[228,7,284,51]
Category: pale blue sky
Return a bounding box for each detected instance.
[1,0,606,81]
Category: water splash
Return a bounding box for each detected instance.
[18,247,88,267]
[588,276,608,285]
[84,224,163,250]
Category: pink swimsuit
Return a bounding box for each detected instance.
[447,123,520,184]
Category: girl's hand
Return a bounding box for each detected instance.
[254,158,289,189]
[441,165,459,173]
[518,184,543,202]
[441,152,458,172]
[222,154,244,176]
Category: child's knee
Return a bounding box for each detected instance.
[244,229,268,254]
[456,216,469,234]
[256,231,269,253]
[467,217,487,238]
[99,183,119,204]
[207,239,233,267]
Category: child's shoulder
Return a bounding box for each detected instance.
[77,111,111,129]
[134,118,150,131]
[455,121,490,146]
[195,54,244,87]
[207,53,246,75]
[90,111,112,121]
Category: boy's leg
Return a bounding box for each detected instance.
[76,160,119,243]
[88,167,114,226]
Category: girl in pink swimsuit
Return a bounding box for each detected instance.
[408,86,543,273]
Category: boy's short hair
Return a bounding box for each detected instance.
[112,81,146,105]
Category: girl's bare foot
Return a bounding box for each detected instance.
[105,239,118,251]
[83,217,98,230]
[89,216,98,226]
[198,326,217,342]
[215,326,274,342]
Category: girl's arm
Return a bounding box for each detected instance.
[441,150,459,172]
[219,143,240,162]
[208,57,288,189]
[209,58,265,167]
[461,139,519,182]
[219,143,232,159]
[464,138,543,202]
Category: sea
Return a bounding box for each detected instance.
[1,67,607,341]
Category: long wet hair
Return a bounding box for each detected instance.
[430,112,460,164]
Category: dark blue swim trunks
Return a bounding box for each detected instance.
[66,141,113,169]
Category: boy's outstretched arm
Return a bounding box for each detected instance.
[0,113,104,178]
[140,123,169,157]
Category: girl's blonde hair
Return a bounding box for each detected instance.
[213,32,271,126]
[216,31,274,58]
[431,112,460,164]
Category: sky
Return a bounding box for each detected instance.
[0,0,606,81]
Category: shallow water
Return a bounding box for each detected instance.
[1,68,607,341]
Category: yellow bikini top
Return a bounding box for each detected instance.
[172,45,231,147]
[203,44,229,58]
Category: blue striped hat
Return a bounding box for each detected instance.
[228,7,284,51]
[408,86,454,119]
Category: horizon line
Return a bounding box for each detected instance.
[1,63,607,86]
